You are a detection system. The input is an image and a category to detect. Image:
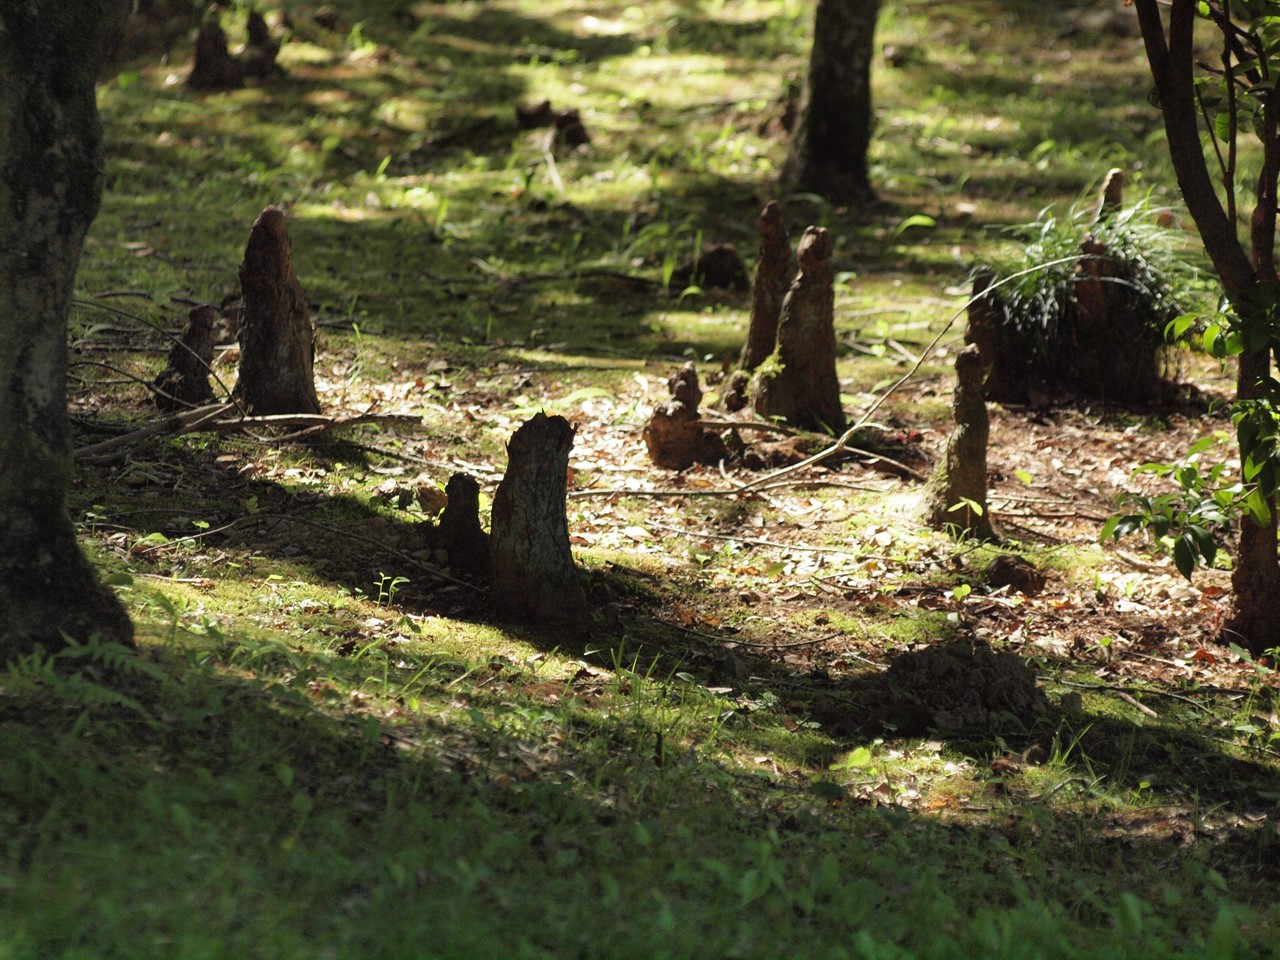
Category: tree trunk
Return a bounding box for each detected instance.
[750,226,846,432]
[234,206,321,416]
[1223,349,1280,651]
[489,413,590,628]
[780,0,882,204]
[923,345,997,541]
[0,0,134,659]
[740,200,792,372]
[1136,0,1280,654]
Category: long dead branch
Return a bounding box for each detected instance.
[74,404,420,462]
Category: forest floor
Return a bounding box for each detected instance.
[4,0,1280,958]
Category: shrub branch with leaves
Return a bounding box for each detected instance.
[1110,1,1280,652]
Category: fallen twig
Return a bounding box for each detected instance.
[74,406,419,462]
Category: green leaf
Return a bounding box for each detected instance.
[893,214,936,236]
[833,745,874,770]
[1164,313,1200,341]
[1173,536,1197,579]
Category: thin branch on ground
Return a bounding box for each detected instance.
[73,406,420,462]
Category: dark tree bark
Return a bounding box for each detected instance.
[750,226,846,432]
[234,206,321,415]
[490,413,590,627]
[923,345,997,542]
[780,0,882,204]
[153,304,216,411]
[1,0,134,658]
[740,200,793,371]
[1136,1,1280,653]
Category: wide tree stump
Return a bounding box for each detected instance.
[750,226,846,431]
[642,362,727,470]
[490,413,590,626]
[740,199,793,371]
[153,304,215,411]
[923,344,997,541]
[233,206,321,415]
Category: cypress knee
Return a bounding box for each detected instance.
[750,226,846,432]
[233,206,321,415]
[924,344,997,542]
[490,413,590,627]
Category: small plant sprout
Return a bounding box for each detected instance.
[374,573,409,607]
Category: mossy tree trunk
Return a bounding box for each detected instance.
[489,413,590,628]
[0,0,135,659]
[780,0,882,204]
[234,206,321,416]
[750,227,846,432]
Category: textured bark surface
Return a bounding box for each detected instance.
[780,0,882,204]
[923,345,997,541]
[234,206,321,415]
[750,227,846,431]
[490,413,590,626]
[153,304,216,410]
[0,0,135,657]
[740,200,793,371]
[642,362,727,469]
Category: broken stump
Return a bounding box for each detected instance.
[490,413,590,627]
[642,362,727,470]
[740,200,792,371]
[153,303,216,411]
[233,206,321,415]
[923,344,997,541]
[750,226,845,432]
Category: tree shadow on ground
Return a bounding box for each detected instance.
[72,432,1280,830]
[4,615,1277,957]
